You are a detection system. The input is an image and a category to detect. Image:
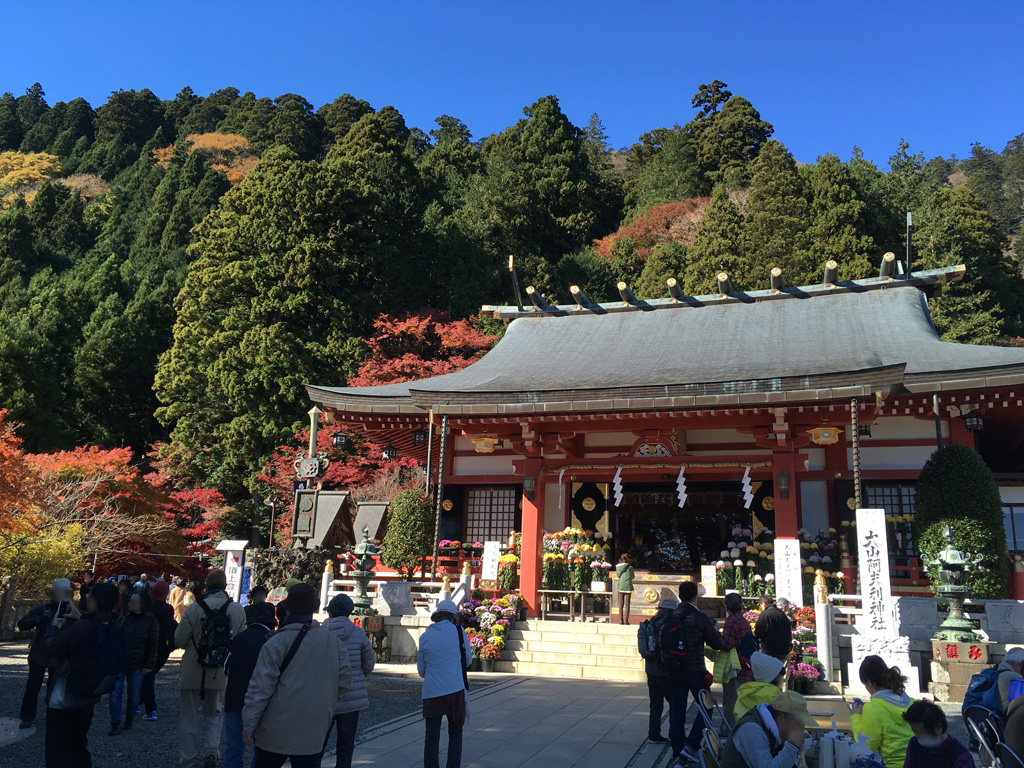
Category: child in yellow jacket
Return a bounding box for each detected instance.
[850,655,914,768]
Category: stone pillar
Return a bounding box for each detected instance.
[520,459,544,618]
[772,451,800,538]
[814,570,834,686]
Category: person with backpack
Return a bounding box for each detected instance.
[754,596,793,664]
[418,599,474,768]
[109,590,159,735]
[141,579,178,721]
[224,602,277,768]
[850,655,915,768]
[638,597,677,743]
[322,594,376,768]
[42,581,125,768]
[901,700,974,768]
[242,582,352,767]
[174,568,246,768]
[17,577,74,729]
[719,690,815,768]
[721,592,758,726]
[662,581,724,768]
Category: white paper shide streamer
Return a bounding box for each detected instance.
[741,466,754,509]
[675,465,687,508]
[612,467,623,507]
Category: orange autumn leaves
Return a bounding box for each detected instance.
[153,132,258,184]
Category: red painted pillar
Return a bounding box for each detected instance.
[772,450,799,538]
[520,460,544,618]
[948,414,973,449]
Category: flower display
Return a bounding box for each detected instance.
[791,662,821,681]
[479,643,502,661]
[488,636,505,649]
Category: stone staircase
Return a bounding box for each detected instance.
[494,620,647,682]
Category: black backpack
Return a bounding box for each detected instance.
[195,598,233,669]
[67,618,127,699]
[658,608,693,673]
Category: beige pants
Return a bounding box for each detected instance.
[179,688,225,768]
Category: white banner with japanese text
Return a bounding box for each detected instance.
[773,538,804,608]
[856,507,894,635]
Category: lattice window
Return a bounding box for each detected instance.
[1004,505,1024,552]
[464,487,518,543]
[864,482,917,561]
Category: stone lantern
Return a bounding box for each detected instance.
[347,527,382,616]
[924,526,983,643]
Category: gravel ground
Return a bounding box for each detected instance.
[0,641,464,767]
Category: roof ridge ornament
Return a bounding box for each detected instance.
[823,260,838,287]
[525,285,557,313]
[717,272,733,296]
[879,252,897,279]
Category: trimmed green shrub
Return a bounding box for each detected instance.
[381,490,434,580]
[914,444,1008,599]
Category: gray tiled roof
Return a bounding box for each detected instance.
[307,284,1024,414]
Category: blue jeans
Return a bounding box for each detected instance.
[668,670,708,758]
[109,669,143,724]
[224,711,255,768]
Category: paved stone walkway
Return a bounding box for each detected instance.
[327,676,655,768]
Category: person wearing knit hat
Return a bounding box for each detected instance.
[322,593,375,767]
[173,568,246,768]
[733,651,787,721]
[16,576,75,728]
[140,577,177,722]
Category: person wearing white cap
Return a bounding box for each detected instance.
[17,577,74,728]
[418,599,473,768]
[734,651,787,721]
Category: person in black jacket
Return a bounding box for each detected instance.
[43,581,123,768]
[754,596,793,663]
[223,602,276,768]
[109,591,158,734]
[17,577,74,728]
[668,581,724,768]
[141,579,178,721]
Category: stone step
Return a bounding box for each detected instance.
[514,620,639,635]
[503,640,639,658]
[493,659,647,683]
[507,629,637,646]
[502,649,646,668]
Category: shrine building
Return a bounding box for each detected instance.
[307,262,1024,615]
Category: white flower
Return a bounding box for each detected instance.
[727,541,737,549]
[766,573,775,582]
[730,548,741,558]
[720,550,730,558]
[754,574,764,581]
[762,529,774,536]
[746,560,756,567]
[733,559,744,567]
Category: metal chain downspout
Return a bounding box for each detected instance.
[851,398,862,510]
[430,414,449,578]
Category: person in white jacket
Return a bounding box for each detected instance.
[242,583,352,768]
[418,599,473,768]
[321,594,375,768]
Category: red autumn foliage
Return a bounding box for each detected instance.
[592,197,711,260]
[0,409,39,532]
[347,310,499,387]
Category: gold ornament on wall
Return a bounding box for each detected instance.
[643,588,659,604]
[581,497,597,512]
[762,496,775,511]
[442,499,453,511]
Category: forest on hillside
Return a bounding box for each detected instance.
[2,79,1024,513]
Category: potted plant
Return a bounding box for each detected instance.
[467,633,484,671]
[790,662,820,694]
[497,554,518,590]
[479,643,502,673]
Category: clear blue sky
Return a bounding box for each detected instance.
[7,1,1022,166]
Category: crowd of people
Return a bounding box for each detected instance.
[637,589,1023,768]
[13,568,1022,768]
[16,570,385,768]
